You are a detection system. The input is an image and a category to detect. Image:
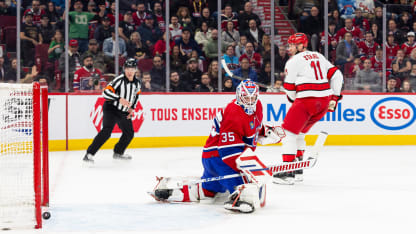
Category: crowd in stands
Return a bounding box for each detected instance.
[0,0,415,93]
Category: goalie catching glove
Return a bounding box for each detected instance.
[257,123,286,145]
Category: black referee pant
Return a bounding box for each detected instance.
[87,102,134,155]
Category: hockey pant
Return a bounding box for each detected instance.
[201,154,244,195]
[281,96,330,162]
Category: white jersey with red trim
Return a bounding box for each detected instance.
[284,50,343,100]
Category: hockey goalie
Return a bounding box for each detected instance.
[149,80,285,213]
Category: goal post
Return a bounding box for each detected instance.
[0,82,49,230]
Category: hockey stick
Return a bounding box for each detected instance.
[172,131,328,187]
[220,59,271,89]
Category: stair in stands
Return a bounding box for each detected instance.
[253,0,297,46]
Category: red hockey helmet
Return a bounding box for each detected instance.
[288,33,308,48]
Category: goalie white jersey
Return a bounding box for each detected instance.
[283,51,341,100]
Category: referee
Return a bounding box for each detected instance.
[83,58,141,163]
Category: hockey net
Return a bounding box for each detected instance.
[0,83,49,229]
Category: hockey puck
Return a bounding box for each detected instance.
[42,212,51,220]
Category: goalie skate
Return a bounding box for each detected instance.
[148,177,205,203]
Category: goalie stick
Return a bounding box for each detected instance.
[165,131,328,188]
[220,59,272,89]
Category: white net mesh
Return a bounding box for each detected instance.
[0,83,36,229]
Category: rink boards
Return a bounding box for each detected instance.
[47,93,416,151]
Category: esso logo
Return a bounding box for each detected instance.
[370,97,416,130]
[90,97,144,133]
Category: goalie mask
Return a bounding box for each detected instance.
[236,80,259,115]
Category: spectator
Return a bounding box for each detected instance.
[51,0,64,13]
[48,30,64,62]
[301,6,322,51]
[190,50,204,72]
[190,1,209,23]
[82,39,109,74]
[87,1,96,14]
[153,2,166,32]
[244,19,265,48]
[335,32,359,71]
[222,45,239,75]
[204,29,222,60]
[39,14,54,44]
[371,46,386,75]
[141,72,161,92]
[19,65,40,83]
[320,21,339,59]
[207,60,220,88]
[266,79,284,93]
[0,0,14,16]
[169,71,191,92]
[392,49,411,83]
[349,57,363,80]
[195,72,215,92]
[401,32,416,56]
[153,31,175,58]
[222,20,240,48]
[222,77,235,92]
[257,61,273,91]
[138,15,163,48]
[103,27,127,59]
[238,1,261,32]
[336,18,363,42]
[119,11,136,43]
[3,58,38,83]
[398,11,412,33]
[409,48,416,65]
[94,16,112,46]
[371,7,383,30]
[127,32,149,60]
[73,55,103,91]
[58,39,81,90]
[194,21,212,48]
[0,56,8,82]
[23,0,46,26]
[21,11,43,67]
[352,8,370,32]
[235,35,248,58]
[388,19,405,45]
[181,58,202,90]
[408,64,416,88]
[386,77,400,92]
[106,1,123,26]
[355,58,382,92]
[150,55,166,87]
[94,2,107,23]
[358,31,379,59]
[45,1,61,26]
[328,9,343,31]
[170,44,187,72]
[386,31,400,61]
[371,23,382,45]
[258,34,272,62]
[196,7,216,30]
[221,4,239,30]
[239,42,262,72]
[169,15,183,42]
[69,0,95,53]
[232,57,257,87]
[176,6,194,31]
[337,0,356,19]
[401,80,415,92]
[275,45,289,73]
[118,0,139,14]
[388,0,412,18]
[175,27,202,57]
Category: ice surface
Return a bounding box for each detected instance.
[11,145,416,234]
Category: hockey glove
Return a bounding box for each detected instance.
[328,95,342,112]
[258,123,286,145]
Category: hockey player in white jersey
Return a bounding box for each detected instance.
[274,33,344,185]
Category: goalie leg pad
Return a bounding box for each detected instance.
[224,183,264,213]
[151,177,200,202]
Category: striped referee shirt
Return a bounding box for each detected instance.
[103,74,141,112]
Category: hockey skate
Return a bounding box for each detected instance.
[272,171,295,185]
[224,184,263,213]
[113,153,132,160]
[83,153,94,163]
